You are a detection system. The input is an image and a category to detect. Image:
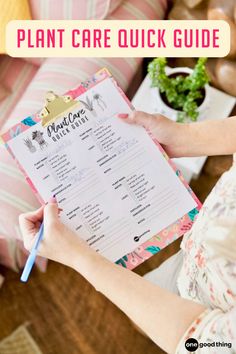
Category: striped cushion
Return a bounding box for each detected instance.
[29,0,167,21]
[0,144,46,272]
[29,0,123,20]
[0,0,167,273]
[23,58,45,67]
[108,0,167,20]
[0,83,10,102]
[0,56,38,130]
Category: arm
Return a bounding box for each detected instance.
[19,200,206,354]
[178,116,236,157]
[73,244,206,354]
[118,112,236,158]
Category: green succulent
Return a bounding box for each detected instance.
[148,57,209,122]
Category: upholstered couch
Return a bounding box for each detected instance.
[0,0,167,278]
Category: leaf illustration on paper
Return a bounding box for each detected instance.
[24,137,36,153]
[32,130,48,150]
[93,93,107,110]
[145,246,161,255]
[79,96,94,111]
[22,116,37,127]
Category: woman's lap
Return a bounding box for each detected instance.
[143,250,183,294]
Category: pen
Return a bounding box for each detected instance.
[20,221,44,282]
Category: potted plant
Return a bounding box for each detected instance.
[148,57,210,122]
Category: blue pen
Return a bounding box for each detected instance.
[20,222,44,282]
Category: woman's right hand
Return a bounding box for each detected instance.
[118,111,189,158]
[19,197,92,269]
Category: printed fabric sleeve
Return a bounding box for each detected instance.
[175,307,236,353]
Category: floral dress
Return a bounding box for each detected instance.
[176,155,236,353]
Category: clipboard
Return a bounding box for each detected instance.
[1,68,201,269]
[39,91,80,127]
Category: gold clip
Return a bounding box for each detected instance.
[39,91,80,127]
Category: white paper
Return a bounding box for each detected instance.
[8,77,197,262]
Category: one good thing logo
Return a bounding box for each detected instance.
[185,338,232,351]
[185,338,199,352]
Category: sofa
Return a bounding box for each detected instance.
[0,0,167,279]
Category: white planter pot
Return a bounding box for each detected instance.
[153,67,210,122]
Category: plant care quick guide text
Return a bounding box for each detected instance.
[6,20,230,57]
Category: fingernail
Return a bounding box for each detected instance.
[118,113,129,119]
[49,195,57,203]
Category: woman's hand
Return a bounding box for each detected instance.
[119,111,236,157]
[19,197,91,268]
[118,111,189,158]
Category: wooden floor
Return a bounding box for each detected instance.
[0,156,232,354]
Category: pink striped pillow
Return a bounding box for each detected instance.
[108,0,167,20]
[0,56,38,131]
[0,144,45,272]
[29,0,123,20]
[23,58,45,67]
[29,0,167,21]
[0,83,10,102]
